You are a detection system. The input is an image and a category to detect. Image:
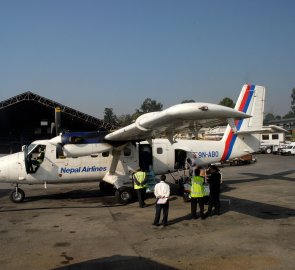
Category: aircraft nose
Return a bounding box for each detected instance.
[0,153,22,181]
[0,155,9,180]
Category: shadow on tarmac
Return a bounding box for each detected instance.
[53,255,178,270]
[1,169,294,220]
[221,195,295,220]
[225,169,295,184]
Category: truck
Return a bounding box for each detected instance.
[259,132,285,154]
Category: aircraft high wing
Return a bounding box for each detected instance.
[0,84,266,204]
[104,103,250,142]
[49,102,250,157]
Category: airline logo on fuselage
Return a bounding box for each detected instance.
[192,151,219,159]
[59,166,107,174]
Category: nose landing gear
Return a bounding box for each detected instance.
[9,185,25,203]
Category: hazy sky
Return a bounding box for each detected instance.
[0,0,294,119]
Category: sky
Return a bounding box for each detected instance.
[0,0,294,119]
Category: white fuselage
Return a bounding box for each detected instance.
[0,133,258,188]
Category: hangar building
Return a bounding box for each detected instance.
[0,91,115,154]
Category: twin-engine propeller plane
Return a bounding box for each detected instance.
[0,84,274,203]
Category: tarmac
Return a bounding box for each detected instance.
[0,154,294,270]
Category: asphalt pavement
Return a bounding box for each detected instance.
[0,154,294,270]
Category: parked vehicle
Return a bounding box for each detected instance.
[229,154,257,166]
[259,132,285,154]
[273,142,291,155]
[280,142,295,155]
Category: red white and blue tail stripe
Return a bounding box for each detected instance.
[221,84,256,161]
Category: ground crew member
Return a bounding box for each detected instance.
[133,167,147,208]
[153,174,170,227]
[190,168,206,219]
[206,165,222,216]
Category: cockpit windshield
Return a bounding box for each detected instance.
[24,144,46,174]
[27,144,39,155]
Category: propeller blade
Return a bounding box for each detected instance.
[55,107,62,136]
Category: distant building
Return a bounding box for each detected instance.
[0,91,116,154]
[266,118,295,138]
[200,125,289,144]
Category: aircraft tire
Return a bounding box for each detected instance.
[9,188,25,203]
[115,187,134,204]
[183,192,191,202]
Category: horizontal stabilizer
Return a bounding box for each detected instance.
[236,125,289,135]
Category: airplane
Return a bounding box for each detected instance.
[0,84,277,204]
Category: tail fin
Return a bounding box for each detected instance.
[221,84,265,161]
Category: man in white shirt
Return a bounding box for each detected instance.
[153,175,170,227]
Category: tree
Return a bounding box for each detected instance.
[291,88,295,114]
[103,108,118,127]
[283,111,295,119]
[264,113,275,124]
[283,88,295,119]
[117,114,133,127]
[181,99,195,103]
[136,98,163,115]
[219,97,235,108]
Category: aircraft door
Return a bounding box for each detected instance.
[138,144,152,171]
[152,141,173,174]
[174,149,187,170]
[120,144,138,171]
[23,145,30,174]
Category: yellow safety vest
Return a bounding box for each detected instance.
[190,176,206,198]
[133,172,147,189]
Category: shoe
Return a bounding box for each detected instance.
[152,223,160,226]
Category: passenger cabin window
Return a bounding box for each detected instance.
[123,147,131,156]
[157,147,163,154]
[102,151,109,157]
[262,134,269,140]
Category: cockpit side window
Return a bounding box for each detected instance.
[26,144,46,173]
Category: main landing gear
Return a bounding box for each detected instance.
[9,184,25,203]
[115,187,134,204]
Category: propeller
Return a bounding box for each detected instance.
[51,107,62,137]
[50,107,64,158]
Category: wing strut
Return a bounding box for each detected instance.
[109,149,121,174]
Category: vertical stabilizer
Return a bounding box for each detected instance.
[221,84,265,161]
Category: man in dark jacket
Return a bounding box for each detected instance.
[206,165,222,216]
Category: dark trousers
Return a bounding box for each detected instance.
[154,201,169,225]
[136,188,146,207]
[191,197,205,218]
[208,191,220,215]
